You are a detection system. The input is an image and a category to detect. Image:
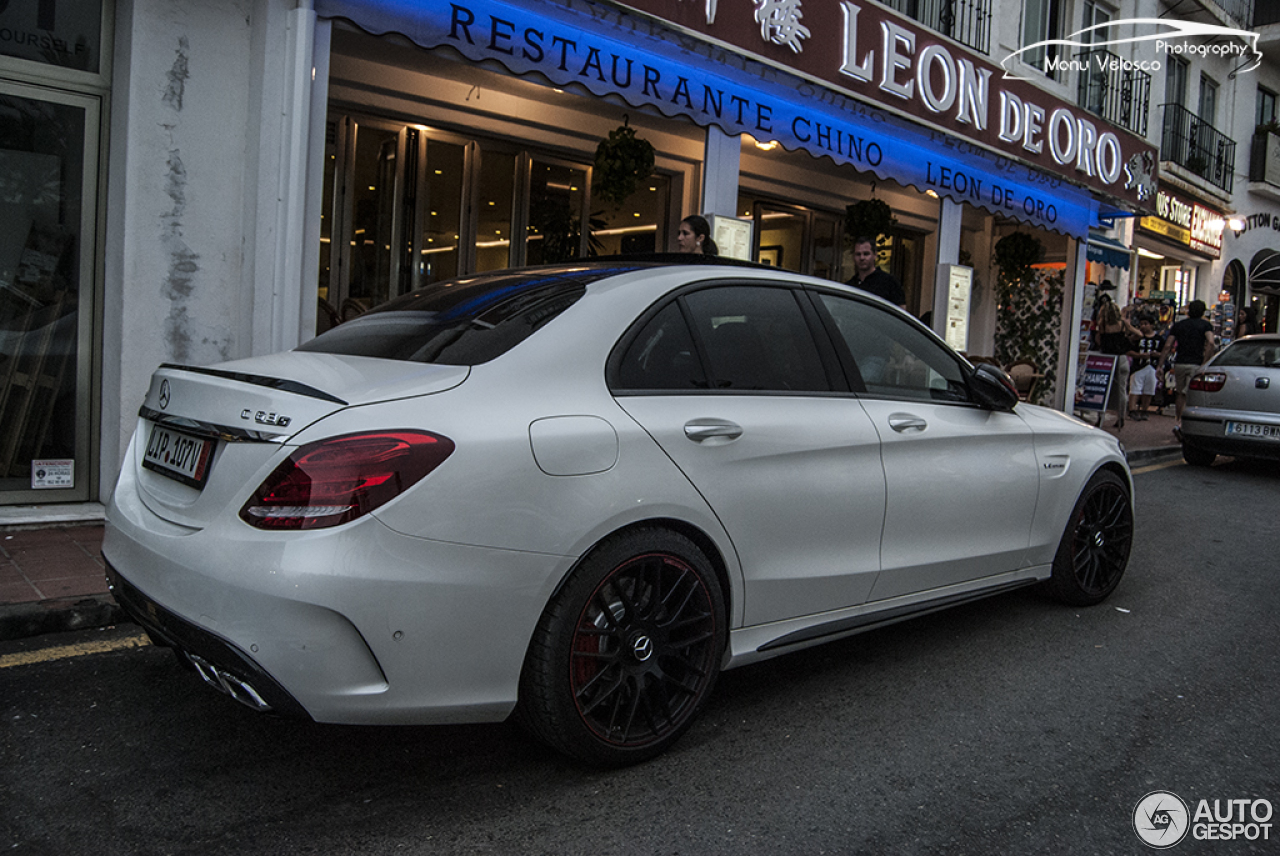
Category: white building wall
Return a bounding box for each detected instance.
[101,0,313,499]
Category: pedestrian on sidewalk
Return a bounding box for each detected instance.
[1160,299,1217,434]
[1127,317,1163,420]
[1096,299,1140,428]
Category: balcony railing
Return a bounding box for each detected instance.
[880,0,991,54]
[1160,103,1236,193]
[1075,48,1151,137]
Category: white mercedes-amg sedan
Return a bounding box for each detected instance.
[104,258,1134,766]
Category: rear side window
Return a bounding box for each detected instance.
[616,302,708,390]
[614,285,831,393]
[298,269,611,364]
[1215,340,1280,367]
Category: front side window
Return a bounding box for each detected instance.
[817,293,970,403]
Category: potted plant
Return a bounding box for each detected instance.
[592,117,655,207]
[843,197,896,247]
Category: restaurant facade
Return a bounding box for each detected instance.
[1,0,1172,509]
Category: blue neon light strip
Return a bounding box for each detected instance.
[318,0,1099,236]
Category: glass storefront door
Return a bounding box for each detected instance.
[737,194,843,279]
[0,83,99,502]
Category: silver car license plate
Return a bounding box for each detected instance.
[1225,421,1280,440]
[142,424,215,488]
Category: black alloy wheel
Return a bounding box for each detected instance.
[1043,469,1133,606]
[518,528,725,766]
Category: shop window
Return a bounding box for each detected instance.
[475,149,517,273]
[527,159,588,265]
[0,87,97,501]
[317,112,677,336]
[419,139,466,286]
[346,123,401,319]
[592,175,671,256]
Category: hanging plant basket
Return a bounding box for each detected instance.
[993,231,1043,282]
[593,117,655,207]
[844,197,896,247]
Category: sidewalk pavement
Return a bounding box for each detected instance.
[0,411,1183,643]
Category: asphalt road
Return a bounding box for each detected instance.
[2,458,1278,855]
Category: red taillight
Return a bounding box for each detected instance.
[1190,372,1227,393]
[239,430,454,530]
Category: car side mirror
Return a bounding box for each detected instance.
[969,363,1019,412]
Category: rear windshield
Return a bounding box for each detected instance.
[1215,340,1280,368]
[298,267,638,364]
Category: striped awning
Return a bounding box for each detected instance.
[1250,249,1280,295]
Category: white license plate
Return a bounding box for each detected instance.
[142,424,215,488]
[1225,421,1280,440]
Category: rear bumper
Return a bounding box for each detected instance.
[104,467,575,725]
[1182,409,1280,461]
[106,561,309,718]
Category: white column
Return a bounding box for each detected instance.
[300,18,332,345]
[932,197,963,336]
[700,126,740,217]
[1059,237,1090,414]
[248,0,319,354]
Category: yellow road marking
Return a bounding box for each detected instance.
[1131,458,1184,475]
[0,633,151,669]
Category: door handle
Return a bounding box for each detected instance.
[887,413,928,433]
[683,419,743,443]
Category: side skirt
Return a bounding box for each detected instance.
[725,567,1048,669]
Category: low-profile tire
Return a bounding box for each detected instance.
[1182,442,1216,467]
[1042,469,1133,606]
[518,528,725,767]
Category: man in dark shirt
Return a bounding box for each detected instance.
[846,236,906,309]
[1159,299,1217,430]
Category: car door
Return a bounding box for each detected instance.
[811,291,1040,601]
[610,283,887,626]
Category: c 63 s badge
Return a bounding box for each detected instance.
[242,409,291,428]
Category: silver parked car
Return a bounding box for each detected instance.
[104,259,1134,766]
[1181,333,1280,467]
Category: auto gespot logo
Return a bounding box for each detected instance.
[1133,791,1274,848]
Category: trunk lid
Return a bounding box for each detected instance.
[131,352,469,528]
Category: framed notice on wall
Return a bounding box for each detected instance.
[939,264,973,353]
[709,215,753,262]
